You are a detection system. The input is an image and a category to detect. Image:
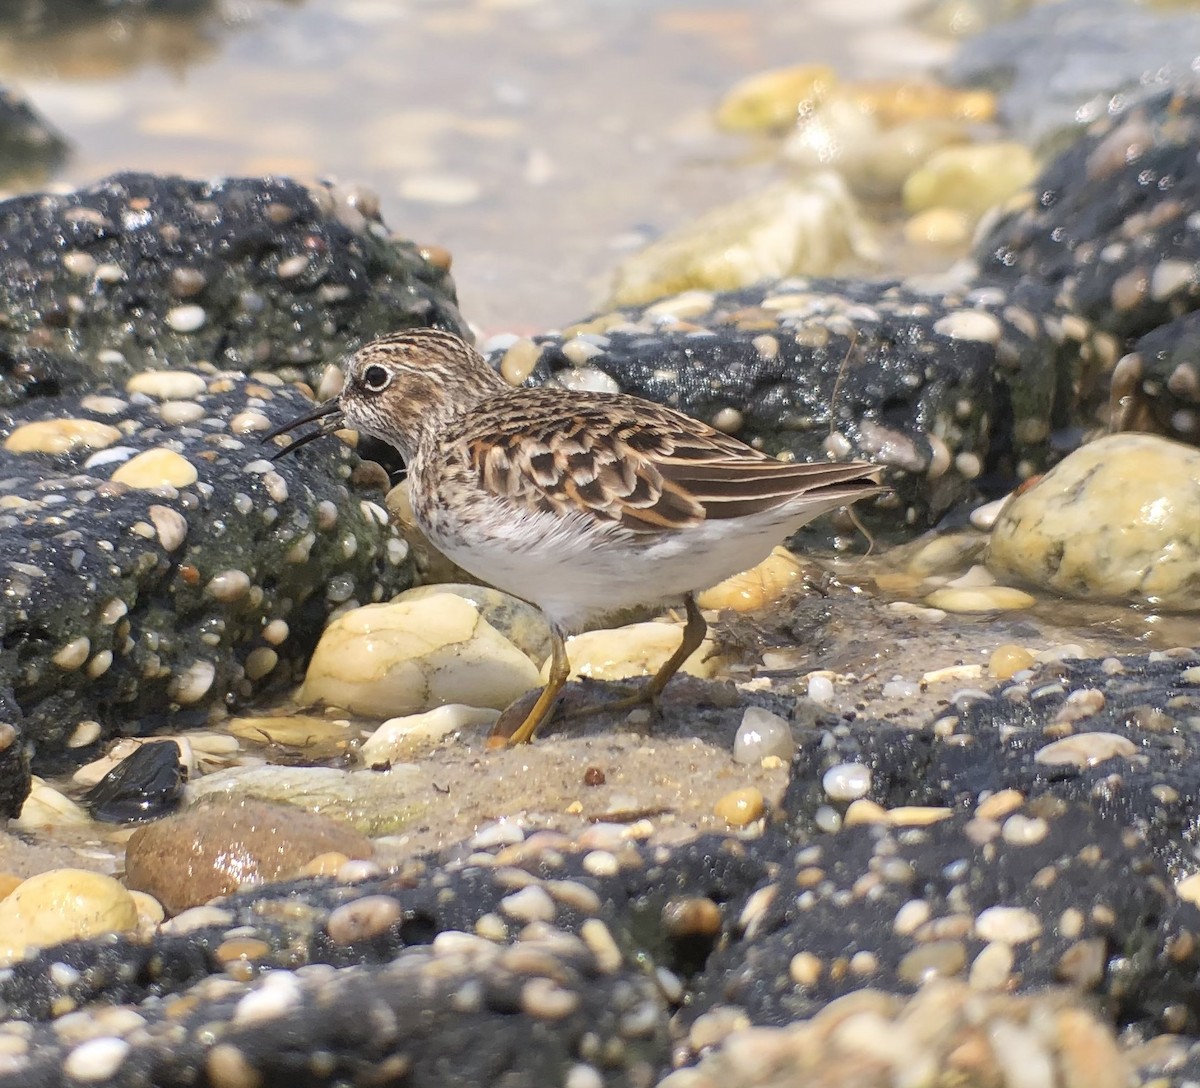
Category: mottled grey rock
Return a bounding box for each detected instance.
[0,172,467,405]
[0,369,414,775]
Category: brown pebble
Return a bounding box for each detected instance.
[206,1042,262,1088]
[661,897,722,938]
[520,977,580,1020]
[124,799,373,915]
[583,766,606,787]
[1054,938,1107,989]
[326,895,403,945]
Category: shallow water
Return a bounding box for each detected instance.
[0,0,950,330]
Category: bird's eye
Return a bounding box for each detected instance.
[361,364,391,392]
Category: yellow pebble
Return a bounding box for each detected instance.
[989,643,1036,679]
[716,64,836,131]
[0,869,138,965]
[299,852,350,877]
[844,799,889,826]
[713,787,765,827]
[0,873,22,900]
[904,207,971,247]
[925,586,1036,613]
[5,419,122,455]
[699,546,806,611]
[110,448,199,489]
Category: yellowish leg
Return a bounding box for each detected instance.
[576,594,708,718]
[487,625,570,747]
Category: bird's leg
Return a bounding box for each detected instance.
[488,624,571,747]
[573,594,708,719]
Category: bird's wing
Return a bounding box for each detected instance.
[460,389,880,534]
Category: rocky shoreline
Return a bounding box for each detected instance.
[2,2,1200,1086]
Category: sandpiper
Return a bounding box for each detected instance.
[265,328,882,744]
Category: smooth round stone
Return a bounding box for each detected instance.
[126,370,207,400]
[789,101,970,201]
[924,586,1036,613]
[14,778,91,828]
[698,546,806,612]
[499,338,541,386]
[360,704,501,764]
[969,941,1015,990]
[396,583,551,664]
[988,434,1200,608]
[300,593,541,718]
[732,706,795,765]
[606,175,876,309]
[1035,732,1137,769]
[713,787,765,827]
[988,643,1035,679]
[904,207,971,246]
[148,504,188,551]
[897,940,967,984]
[125,798,373,915]
[326,895,403,944]
[63,1037,130,1082]
[110,448,198,489]
[164,304,207,333]
[807,673,836,707]
[157,400,207,426]
[715,63,834,131]
[4,419,121,455]
[0,869,138,965]
[902,141,1037,218]
[550,622,716,684]
[974,905,1042,944]
[822,762,871,802]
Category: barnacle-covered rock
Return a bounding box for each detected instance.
[0,172,467,405]
[0,368,414,773]
[491,275,1109,540]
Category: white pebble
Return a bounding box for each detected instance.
[732,706,794,764]
[807,673,835,707]
[165,304,206,333]
[822,763,871,802]
[63,1038,129,1082]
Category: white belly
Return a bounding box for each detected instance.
[424,492,840,632]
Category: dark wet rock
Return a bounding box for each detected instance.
[1111,310,1200,442]
[784,648,1200,878]
[83,739,183,823]
[0,86,66,186]
[0,172,467,406]
[687,800,1196,1035]
[0,369,413,777]
[947,0,1200,148]
[976,85,1200,344]
[0,693,30,820]
[490,276,1101,539]
[123,798,375,915]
